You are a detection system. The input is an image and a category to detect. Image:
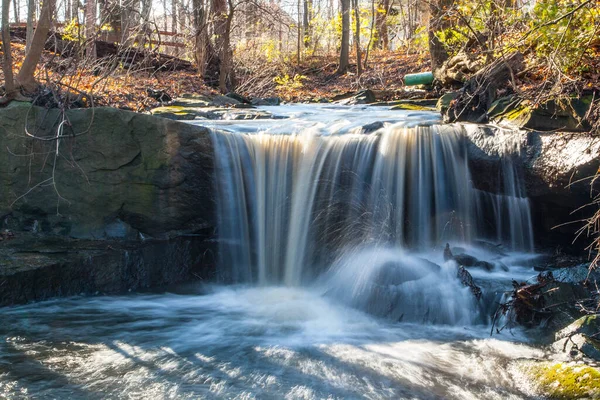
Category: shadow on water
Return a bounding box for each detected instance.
[0,284,543,399]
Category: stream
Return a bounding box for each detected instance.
[0,105,570,399]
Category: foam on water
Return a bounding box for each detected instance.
[0,286,548,399]
[1,105,549,399]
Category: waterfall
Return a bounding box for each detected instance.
[211,121,534,288]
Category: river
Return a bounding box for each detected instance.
[0,105,568,399]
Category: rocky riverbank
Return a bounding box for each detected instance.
[0,98,598,308]
[0,102,217,306]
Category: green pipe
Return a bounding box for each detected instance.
[404,72,434,86]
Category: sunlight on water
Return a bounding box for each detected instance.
[1,105,550,399]
[0,286,548,399]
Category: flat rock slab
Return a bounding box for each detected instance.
[152,97,284,121]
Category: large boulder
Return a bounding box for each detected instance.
[0,102,215,239]
[463,124,600,250]
[488,95,593,132]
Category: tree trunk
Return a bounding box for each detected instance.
[25,0,35,52]
[373,0,388,49]
[353,0,362,76]
[85,0,96,60]
[2,0,16,96]
[338,0,350,73]
[71,0,78,22]
[171,0,177,32]
[428,0,452,73]
[16,0,55,92]
[303,0,312,48]
[212,0,234,92]
[192,0,211,76]
[296,0,301,62]
[162,0,167,30]
[12,0,18,23]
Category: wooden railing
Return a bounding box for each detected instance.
[10,22,187,49]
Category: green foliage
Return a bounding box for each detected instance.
[431,0,599,75]
[530,0,600,73]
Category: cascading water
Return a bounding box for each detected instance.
[211,109,535,325]
[1,106,556,400]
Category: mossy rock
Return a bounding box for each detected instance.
[0,102,215,239]
[436,92,460,113]
[489,95,593,132]
[524,361,600,399]
[391,99,438,111]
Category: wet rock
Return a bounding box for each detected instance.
[489,95,593,132]
[495,261,509,272]
[472,240,507,256]
[361,121,385,134]
[222,109,279,120]
[375,259,440,286]
[454,253,478,267]
[211,95,242,107]
[473,260,495,271]
[251,97,281,106]
[450,246,466,256]
[0,234,216,306]
[444,243,454,261]
[552,263,600,284]
[171,95,213,107]
[553,315,600,362]
[463,124,600,250]
[332,90,376,105]
[226,92,251,104]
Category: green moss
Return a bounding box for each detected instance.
[391,103,437,111]
[529,362,600,399]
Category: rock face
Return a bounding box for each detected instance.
[0,234,216,307]
[0,102,216,305]
[553,315,600,362]
[0,102,215,239]
[463,124,600,250]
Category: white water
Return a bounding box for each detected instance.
[1,105,553,399]
[210,105,534,288]
[0,286,548,399]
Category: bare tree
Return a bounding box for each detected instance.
[2,0,16,98]
[85,0,96,60]
[428,0,452,72]
[16,0,56,93]
[353,0,362,76]
[25,0,34,52]
[192,0,211,77]
[373,0,389,49]
[303,0,312,48]
[12,0,18,23]
[338,0,350,73]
